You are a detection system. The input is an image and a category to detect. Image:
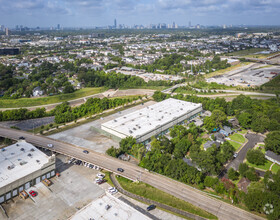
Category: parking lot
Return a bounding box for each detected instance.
[206,63,280,87]
[0,154,105,220]
[49,101,156,154]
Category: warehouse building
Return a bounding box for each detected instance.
[0,141,56,203]
[101,98,203,144]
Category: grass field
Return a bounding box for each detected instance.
[228,140,242,151]
[229,133,246,143]
[204,62,251,78]
[244,51,280,59]
[271,164,280,173]
[246,160,273,171]
[116,176,217,219]
[239,129,248,134]
[0,87,106,108]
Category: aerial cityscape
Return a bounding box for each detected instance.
[0,1,280,220]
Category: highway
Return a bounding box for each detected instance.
[0,127,264,220]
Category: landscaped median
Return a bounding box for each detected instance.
[111,174,217,220]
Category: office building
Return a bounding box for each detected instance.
[0,141,56,203]
[101,98,203,144]
[114,19,117,28]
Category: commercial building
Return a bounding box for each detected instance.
[0,141,56,203]
[101,98,203,144]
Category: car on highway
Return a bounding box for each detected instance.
[117,168,124,172]
[47,144,54,148]
[29,190,37,197]
[147,204,156,211]
[83,150,89,154]
[19,136,25,140]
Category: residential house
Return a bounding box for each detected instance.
[265,151,280,166]
[228,118,239,128]
[214,133,225,143]
[237,177,251,193]
[219,126,233,137]
[203,141,220,151]
[32,87,43,97]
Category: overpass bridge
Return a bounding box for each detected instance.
[0,127,264,220]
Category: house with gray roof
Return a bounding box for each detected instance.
[265,151,280,166]
[203,141,220,151]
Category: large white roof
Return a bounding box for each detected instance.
[101,98,202,138]
[0,141,50,188]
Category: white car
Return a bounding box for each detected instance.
[47,144,53,148]
[97,174,105,178]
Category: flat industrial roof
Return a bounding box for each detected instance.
[101,98,202,139]
[70,194,150,220]
[0,141,50,188]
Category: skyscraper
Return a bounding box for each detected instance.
[189,21,191,28]
[114,19,117,28]
[57,24,60,30]
[5,28,9,36]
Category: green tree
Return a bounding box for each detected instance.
[265,131,280,154]
[228,168,239,180]
[246,149,266,165]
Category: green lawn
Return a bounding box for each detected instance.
[271,164,280,174]
[228,140,242,151]
[0,87,106,108]
[229,133,246,143]
[116,176,217,220]
[246,160,273,171]
[238,129,248,134]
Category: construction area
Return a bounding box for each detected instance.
[206,63,280,87]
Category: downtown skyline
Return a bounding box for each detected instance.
[0,0,280,27]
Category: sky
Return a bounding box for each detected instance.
[0,0,280,28]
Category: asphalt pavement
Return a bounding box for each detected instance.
[0,127,264,220]
[225,133,265,176]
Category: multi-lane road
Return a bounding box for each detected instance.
[0,127,264,220]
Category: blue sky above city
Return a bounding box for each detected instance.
[1,0,280,27]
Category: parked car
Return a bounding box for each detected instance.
[117,168,124,172]
[108,187,118,194]
[47,144,53,148]
[29,190,37,197]
[96,179,106,185]
[83,150,89,154]
[97,173,105,178]
[233,153,238,158]
[147,204,156,211]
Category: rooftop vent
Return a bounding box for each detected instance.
[132,119,134,121]
[20,148,25,151]
[180,108,183,110]
[1,148,6,152]
[30,148,35,152]
[123,116,126,119]
[121,123,125,126]
[20,161,27,165]
[129,130,133,134]
[7,165,15,170]
[11,152,15,155]
[114,119,117,122]
[36,160,40,163]
[139,113,142,115]
[133,128,136,130]
[16,144,19,146]
[27,153,32,157]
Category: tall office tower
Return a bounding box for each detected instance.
[114,19,117,28]
[5,28,9,36]
[57,24,60,30]
[172,22,175,28]
[189,21,191,28]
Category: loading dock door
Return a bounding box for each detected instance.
[25,182,31,189]
[46,173,50,178]
[35,177,40,184]
[6,192,11,200]
[12,189,18,197]
[51,171,55,176]
[0,196,4,203]
[42,175,46,180]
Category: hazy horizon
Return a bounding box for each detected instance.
[0,0,280,27]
